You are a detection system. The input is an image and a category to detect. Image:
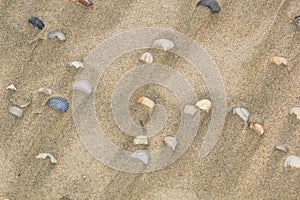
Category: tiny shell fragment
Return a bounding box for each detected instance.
[28,17,44,30]
[275,144,289,153]
[164,136,177,150]
[290,107,300,120]
[71,0,93,7]
[9,106,23,117]
[36,153,57,164]
[38,87,52,95]
[131,150,150,165]
[140,52,153,63]
[152,39,174,51]
[66,61,84,69]
[72,80,93,95]
[271,56,288,66]
[133,135,148,145]
[196,0,220,13]
[18,98,31,108]
[284,155,300,168]
[7,84,17,91]
[137,96,155,108]
[294,15,300,29]
[46,97,69,112]
[183,105,198,116]
[47,30,66,41]
[249,122,264,135]
[196,99,211,113]
[232,107,249,124]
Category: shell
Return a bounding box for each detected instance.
[7,84,17,91]
[195,99,211,113]
[131,150,150,165]
[137,96,155,108]
[133,135,148,145]
[36,153,57,164]
[66,61,84,69]
[9,106,23,117]
[164,136,177,150]
[152,39,174,51]
[46,97,69,112]
[196,0,220,13]
[38,87,52,95]
[18,98,31,108]
[183,105,198,116]
[271,56,288,66]
[28,17,44,30]
[249,122,264,135]
[72,80,93,95]
[231,107,249,124]
[140,52,153,63]
[284,155,300,168]
[275,144,289,153]
[290,107,300,120]
[294,15,300,29]
[47,30,66,41]
[71,0,93,7]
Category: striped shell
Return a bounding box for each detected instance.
[46,97,69,112]
[140,52,153,63]
[271,56,288,66]
[47,30,66,41]
[196,99,211,113]
[152,39,174,51]
[137,96,155,108]
[249,122,264,135]
[284,156,300,168]
[232,107,249,124]
[72,80,92,95]
[183,105,198,116]
[9,106,23,117]
[164,136,177,150]
[133,135,148,145]
[38,87,52,95]
[290,107,300,120]
[131,150,150,165]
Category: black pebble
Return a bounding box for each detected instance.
[197,0,220,13]
[28,17,45,30]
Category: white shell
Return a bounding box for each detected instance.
[137,96,155,108]
[290,107,300,120]
[164,136,177,150]
[38,87,52,95]
[72,80,93,95]
[66,61,84,69]
[275,144,289,153]
[284,155,300,168]
[196,99,211,113]
[7,84,17,91]
[152,39,175,50]
[133,135,148,145]
[18,98,31,108]
[131,150,150,164]
[36,153,57,164]
[232,107,249,124]
[271,56,288,66]
[183,105,198,116]
[9,106,23,117]
[140,52,153,63]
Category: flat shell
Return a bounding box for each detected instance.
[36,153,57,164]
[72,80,93,95]
[137,96,155,108]
[140,52,153,63]
[271,56,288,66]
[133,135,148,145]
[66,61,84,69]
[290,107,300,120]
[38,87,52,95]
[183,105,198,116]
[9,106,23,117]
[7,84,17,91]
[46,97,69,112]
[47,30,66,41]
[164,136,177,150]
[131,150,150,165]
[232,107,249,124]
[196,0,220,13]
[249,122,264,135]
[152,39,174,51]
[275,144,289,153]
[196,99,211,113]
[284,155,300,168]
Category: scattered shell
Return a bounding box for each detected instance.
[290,107,300,120]
[46,97,69,112]
[275,144,289,153]
[284,155,300,168]
[140,52,153,63]
[249,122,264,135]
[9,106,23,117]
[294,15,300,29]
[231,107,249,124]
[36,153,57,164]
[196,0,220,13]
[72,80,93,95]
[38,87,52,95]
[164,136,177,150]
[137,96,155,109]
[28,17,44,30]
[183,105,198,116]
[7,84,17,91]
[131,150,150,165]
[66,61,84,69]
[195,99,211,113]
[47,30,66,41]
[271,56,288,66]
[133,135,148,145]
[152,39,174,51]
[18,98,31,108]
[71,0,94,7]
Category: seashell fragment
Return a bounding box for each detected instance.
[28,17,44,30]
[131,150,150,165]
[249,122,264,135]
[140,52,153,63]
[164,136,177,150]
[36,153,57,164]
[66,61,84,69]
[18,98,31,108]
[284,155,300,168]
[137,96,155,109]
[133,135,148,145]
[290,107,300,120]
[271,56,288,66]
[275,144,289,153]
[195,99,211,113]
[46,97,69,112]
[231,107,249,124]
[294,15,300,29]
[71,0,93,7]
[183,105,198,116]
[47,30,66,41]
[9,106,23,117]
[38,87,52,95]
[7,84,17,91]
[152,39,174,51]
[72,80,92,95]
[196,0,220,13]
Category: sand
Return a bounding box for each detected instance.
[0,0,300,199]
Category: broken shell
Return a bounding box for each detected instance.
[152,39,174,51]
[183,105,198,116]
[46,97,69,112]
[7,84,17,91]
[71,0,93,7]
[131,150,150,165]
[9,106,23,117]
[137,96,155,109]
[36,153,57,164]
[196,0,220,13]
[271,56,288,66]
[133,135,148,145]
[164,136,177,150]
[294,15,300,29]
[249,122,264,135]
[28,17,44,30]
[47,30,66,41]
[195,99,211,113]
[66,61,84,69]
[72,80,92,95]
[290,107,300,120]
[284,155,300,168]
[140,52,153,63]
[231,107,249,124]
[18,98,31,108]
[38,87,52,95]
[275,144,289,153]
